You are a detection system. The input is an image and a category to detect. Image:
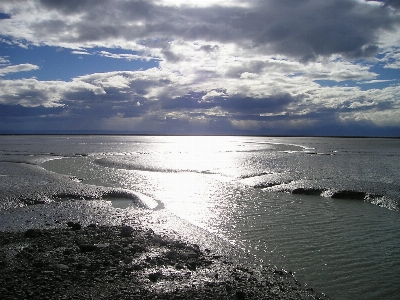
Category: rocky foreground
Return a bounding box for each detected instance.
[0,222,330,300]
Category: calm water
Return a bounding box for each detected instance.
[2,135,400,299]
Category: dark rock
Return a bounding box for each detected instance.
[236,291,246,299]
[66,222,81,230]
[172,241,186,249]
[72,223,81,230]
[130,244,146,254]
[24,229,42,238]
[148,271,162,282]
[165,250,178,259]
[32,259,46,268]
[182,250,198,258]
[132,264,143,271]
[123,256,133,264]
[187,262,197,271]
[78,244,97,252]
[151,236,168,246]
[0,256,7,267]
[120,225,134,237]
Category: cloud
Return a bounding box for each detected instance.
[0,0,399,61]
[1,61,396,131]
[0,103,63,118]
[0,56,10,65]
[382,0,400,9]
[358,79,397,84]
[0,63,39,76]
[0,77,106,107]
[380,47,400,68]
[0,0,399,135]
[71,50,91,55]
[96,51,146,61]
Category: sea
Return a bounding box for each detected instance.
[1,135,399,299]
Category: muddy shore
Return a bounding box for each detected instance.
[0,161,330,299]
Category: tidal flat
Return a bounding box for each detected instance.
[0,160,329,299]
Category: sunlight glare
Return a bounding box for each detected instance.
[166,136,237,174]
[149,136,240,230]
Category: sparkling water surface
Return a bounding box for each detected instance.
[2,135,400,299]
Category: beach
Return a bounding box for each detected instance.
[0,158,330,299]
[2,135,400,299]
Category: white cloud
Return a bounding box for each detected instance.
[71,50,91,55]
[0,56,10,65]
[201,90,226,102]
[92,86,106,95]
[0,77,108,107]
[358,79,397,84]
[96,50,147,61]
[380,48,400,69]
[0,63,39,76]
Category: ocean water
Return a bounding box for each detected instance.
[1,135,400,299]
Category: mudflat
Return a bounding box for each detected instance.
[0,161,330,299]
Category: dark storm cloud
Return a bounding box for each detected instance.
[39,0,101,14]
[218,94,294,113]
[198,45,219,53]
[117,99,151,118]
[0,89,49,107]
[161,91,294,114]
[0,104,63,118]
[57,78,156,119]
[160,48,181,63]
[235,0,397,61]
[385,0,400,9]
[162,93,208,110]
[224,61,268,78]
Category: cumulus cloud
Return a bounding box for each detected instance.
[0,77,107,107]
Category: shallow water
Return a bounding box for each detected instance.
[2,135,400,299]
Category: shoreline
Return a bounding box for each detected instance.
[0,160,330,299]
[0,224,329,300]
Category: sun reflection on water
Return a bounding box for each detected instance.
[152,135,242,174]
[140,136,244,231]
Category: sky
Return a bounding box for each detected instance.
[0,0,400,136]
